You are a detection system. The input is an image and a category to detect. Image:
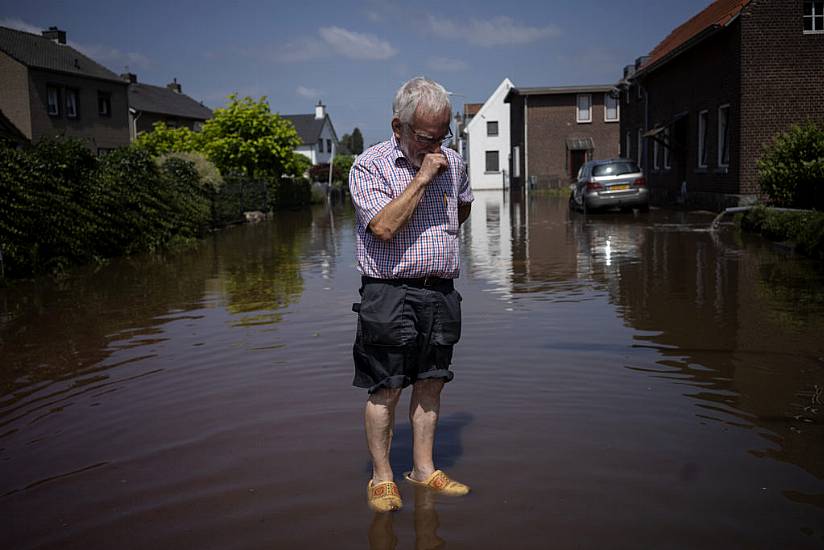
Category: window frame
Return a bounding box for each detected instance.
[604,93,619,122]
[317,139,324,154]
[804,1,824,33]
[625,131,631,160]
[576,94,592,124]
[697,110,709,168]
[326,138,332,153]
[485,150,500,173]
[637,129,643,165]
[653,135,660,170]
[47,85,61,116]
[718,104,731,168]
[663,128,671,170]
[486,120,499,136]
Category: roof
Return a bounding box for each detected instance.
[0,26,125,83]
[464,78,514,134]
[281,114,329,145]
[639,0,751,75]
[504,84,614,102]
[128,83,212,120]
[464,103,483,116]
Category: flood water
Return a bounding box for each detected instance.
[2,192,823,549]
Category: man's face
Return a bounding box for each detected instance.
[392,107,452,168]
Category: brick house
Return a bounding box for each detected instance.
[504,85,621,189]
[0,26,130,153]
[125,74,212,140]
[619,0,824,210]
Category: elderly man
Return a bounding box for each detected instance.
[349,77,473,512]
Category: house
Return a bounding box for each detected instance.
[0,109,28,146]
[463,78,514,190]
[0,26,130,154]
[619,0,824,210]
[282,101,339,165]
[504,85,621,189]
[125,73,212,140]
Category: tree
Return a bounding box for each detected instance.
[339,133,352,155]
[200,94,302,179]
[133,122,202,157]
[350,127,364,155]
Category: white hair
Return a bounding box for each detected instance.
[392,77,452,124]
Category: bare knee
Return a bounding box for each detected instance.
[412,379,444,399]
[369,387,402,408]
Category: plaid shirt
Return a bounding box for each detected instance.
[349,136,473,279]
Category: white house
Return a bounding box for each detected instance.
[462,78,513,190]
[283,101,338,165]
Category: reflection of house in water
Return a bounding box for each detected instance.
[462,191,513,296]
[602,220,824,483]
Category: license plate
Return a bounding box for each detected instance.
[610,184,630,191]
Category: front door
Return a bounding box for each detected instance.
[570,149,587,180]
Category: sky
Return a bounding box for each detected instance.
[1,0,714,147]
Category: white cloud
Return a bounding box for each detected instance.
[427,56,468,72]
[427,15,561,47]
[296,85,322,99]
[0,17,41,34]
[318,27,397,60]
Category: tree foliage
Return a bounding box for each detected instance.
[134,122,202,157]
[758,122,824,209]
[201,94,302,179]
[339,127,364,155]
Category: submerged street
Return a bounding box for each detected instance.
[1,193,823,548]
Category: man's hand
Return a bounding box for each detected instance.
[417,152,448,184]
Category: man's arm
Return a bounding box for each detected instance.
[458,203,471,225]
[368,153,447,241]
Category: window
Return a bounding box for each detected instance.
[653,136,660,170]
[577,94,592,123]
[625,131,631,160]
[317,139,323,153]
[625,86,630,105]
[637,83,642,99]
[697,110,708,168]
[487,121,498,136]
[98,92,111,117]
[663,128,671,169]
[637,129,643,165]
[47,86,60,116]
[804,1,824,33]
[718,104,730,167]
[512,146,520,178]
[65,89,78,118]
[326,139,332,153]
[485,150,500,172]
[604,93,619,122]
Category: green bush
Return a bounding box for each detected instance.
[741,205,824,259]
[757,122,824,209]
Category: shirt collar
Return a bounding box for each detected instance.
[390,134,411,167]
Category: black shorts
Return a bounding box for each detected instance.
[352,277,462,393]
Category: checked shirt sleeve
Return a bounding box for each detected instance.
[457,161,474,205]
[349,160,392,228]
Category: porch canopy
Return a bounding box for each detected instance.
[566,137,594,151]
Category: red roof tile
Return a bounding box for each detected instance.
[641,0,751,73]
[464,103,483,116]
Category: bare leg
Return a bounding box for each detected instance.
[409,379,444,481]
[365,388,402,482]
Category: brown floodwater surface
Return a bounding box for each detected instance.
[1,193,823,549]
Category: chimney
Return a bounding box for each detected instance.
[315,100,326,120]
[121,72,137,84]
[167,78,182,93]
[634,56,649,71]
[42,26,66,45]
[623,64,636,79]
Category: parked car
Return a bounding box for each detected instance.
[570,158,649,213]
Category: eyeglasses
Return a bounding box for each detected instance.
[405,124,453,147]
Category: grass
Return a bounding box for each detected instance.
[739,206,824,260]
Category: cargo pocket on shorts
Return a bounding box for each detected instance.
[432,289,462,369]
[358,283,414,346]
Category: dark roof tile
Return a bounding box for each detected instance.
[129,83,212,120]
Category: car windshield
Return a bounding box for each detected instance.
[592,162,640,177]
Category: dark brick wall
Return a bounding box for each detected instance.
[632,24,742,202]
[0,52,32,137]
[28,69,130,151]
[508,94,525,188]
[509,92,620,188]
[740,0,824,195]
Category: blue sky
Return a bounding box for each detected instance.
[1,0,712,146]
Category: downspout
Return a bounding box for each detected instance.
[523,95,529,191]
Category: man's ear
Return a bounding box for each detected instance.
[391,118,402,139]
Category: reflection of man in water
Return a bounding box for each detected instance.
[349,77,473,512]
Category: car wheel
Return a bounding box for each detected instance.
[568,192,575,210]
